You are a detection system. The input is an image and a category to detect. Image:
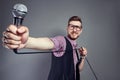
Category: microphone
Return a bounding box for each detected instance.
[12,3,28,53]
[12,3,27,26]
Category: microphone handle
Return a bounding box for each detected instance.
[13,17,23,54]
[13,17,23,26]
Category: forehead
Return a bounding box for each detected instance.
[69,21,81,26]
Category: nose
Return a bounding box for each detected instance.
[73,27,77,31]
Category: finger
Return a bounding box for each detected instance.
[2,37,6,43]
[5,39,21,45]
[80,47,84,51]
[2,37,20,47]
[6,44,19,49]
[3,31,9,38]
[81,47,87,53]
[3,31,21,41]
[7,25,18,34]
[2,43,10,49]
[79,47,87,56]
[3,43,19,49]
[80,47,87,51]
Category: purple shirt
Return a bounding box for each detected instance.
[50,36,78,70]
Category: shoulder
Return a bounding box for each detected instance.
[53,36,65,39]
[50,36,65,43]
[50,36,66,57]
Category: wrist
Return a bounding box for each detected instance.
[80,55,86,59]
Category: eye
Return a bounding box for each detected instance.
[68,24,81,31]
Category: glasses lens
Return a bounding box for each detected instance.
[69,24,81,30]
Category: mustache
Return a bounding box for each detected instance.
[71,31,78,34]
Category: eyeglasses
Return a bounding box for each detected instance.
[68,24,82,31]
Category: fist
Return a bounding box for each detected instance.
[79,47,87,57]
[2,25,29,49]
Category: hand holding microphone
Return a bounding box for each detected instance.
[2,4,29,50]
[2,25,29,49]
[79,47,87,59]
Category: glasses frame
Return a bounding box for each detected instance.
[68,24,82,31]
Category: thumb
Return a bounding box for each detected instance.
[17,26,27,34]
[17,26,29,43]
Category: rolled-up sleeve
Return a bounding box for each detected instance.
[50,36,66,57]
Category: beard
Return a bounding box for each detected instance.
[68,31,79,40]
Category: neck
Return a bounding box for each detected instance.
[67,35,77,41]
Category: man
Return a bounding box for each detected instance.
[2,16,87,80]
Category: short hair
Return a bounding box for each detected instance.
[68,16,82,28]
[68,16,82,24]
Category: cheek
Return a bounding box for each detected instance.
[78,30,82,34]
[67,29,72,34]
[78,32,81,35]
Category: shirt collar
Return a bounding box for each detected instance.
[66,36,77,48]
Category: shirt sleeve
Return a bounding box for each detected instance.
[50,36,66,57]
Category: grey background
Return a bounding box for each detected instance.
[0,0,120,80]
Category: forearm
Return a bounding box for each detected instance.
[78,56,86,72]
[24,37,54,50]
[78,47,87,71]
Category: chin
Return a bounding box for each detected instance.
[68,35,79,40]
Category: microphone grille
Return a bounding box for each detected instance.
[12,3,28,18]
[13,3,27,13]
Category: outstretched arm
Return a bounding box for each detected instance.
[25,37,54,50]
[2,25,54,50]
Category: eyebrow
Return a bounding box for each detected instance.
[69,24,81,27]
